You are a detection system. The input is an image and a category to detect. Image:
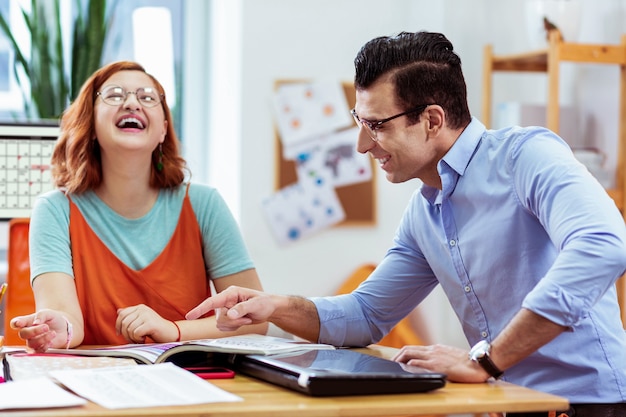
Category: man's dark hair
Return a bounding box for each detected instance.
[354,31,471,130]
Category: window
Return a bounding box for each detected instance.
[0,0,8,93]
[0,0,184,137]
[0,0,25,115]
[102,0,183,137]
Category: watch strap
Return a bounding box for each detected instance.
[476,353,503,379]
[469,340,503,379]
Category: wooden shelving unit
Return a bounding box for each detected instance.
[482,31,626,326]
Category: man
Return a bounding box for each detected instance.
[187,31,626,416]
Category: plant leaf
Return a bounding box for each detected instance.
[1,0,110,120]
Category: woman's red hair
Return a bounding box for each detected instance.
[52,61,187,193]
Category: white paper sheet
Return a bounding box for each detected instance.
[0,377,87,410]
[273,80,352,147]
[262,177,345,246]
[50,363,242,409]
[290,127,372,188]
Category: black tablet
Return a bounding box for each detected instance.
[232,348,446,397]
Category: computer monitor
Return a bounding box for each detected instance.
[0,122,59,219]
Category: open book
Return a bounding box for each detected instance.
[46,334,335,366]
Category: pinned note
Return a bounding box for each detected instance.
[272,80,352,148]
[262,175,345,246]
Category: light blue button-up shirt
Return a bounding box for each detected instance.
[312,118,626,402]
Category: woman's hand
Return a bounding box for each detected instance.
[116,304,179,343]
[10,309,71,352]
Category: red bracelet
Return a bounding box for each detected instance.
[172,321,181,342]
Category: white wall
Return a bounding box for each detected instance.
[183,0,626,348]
[218,0,468,347]
[238,0,427,295]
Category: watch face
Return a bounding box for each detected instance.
[473,349,487,359]
[469,340,490,360]
[469,340,503,379]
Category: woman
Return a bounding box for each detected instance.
[10,61,267,351]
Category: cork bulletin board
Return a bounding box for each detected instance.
[274,80,377,226]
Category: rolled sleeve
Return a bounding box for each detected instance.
[522,278,595,327]
[310,295,377,347]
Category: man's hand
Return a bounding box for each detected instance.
[393,344,491,383]
[186,286,279,332]
[187,286,321,341]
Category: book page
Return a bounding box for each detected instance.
[5,353,137,381]
[48,342,181,363]
[197,334,336,354]
[0,377,87,410]
[91,342,180,362]
[46,334,335,365]
[48,334,335,361]
[50,362,242,409]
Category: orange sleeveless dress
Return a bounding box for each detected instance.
[69,188,211,344]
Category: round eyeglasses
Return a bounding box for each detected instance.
[350,104,434,141]
[96,86,164,108]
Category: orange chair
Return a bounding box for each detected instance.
[3,218,34,346]
[335,264,424,348]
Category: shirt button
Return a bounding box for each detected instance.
[449,239,456,246]
[481,331,488,338]
[464,286,471,292]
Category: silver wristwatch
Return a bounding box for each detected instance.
[468,340,503,379]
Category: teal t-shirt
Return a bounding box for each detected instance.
[29,183,254,283]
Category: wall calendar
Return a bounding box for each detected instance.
[0,124,59,219]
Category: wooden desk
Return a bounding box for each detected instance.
[1,346,569,417]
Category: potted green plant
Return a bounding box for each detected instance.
[0,0,112,120]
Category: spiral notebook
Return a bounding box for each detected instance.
[232,348,446,397]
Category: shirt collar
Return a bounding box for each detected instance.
[440,117,486,176]
[421,117,486,203]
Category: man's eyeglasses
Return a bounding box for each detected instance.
[96,86,164,108]
[350,104,434,141]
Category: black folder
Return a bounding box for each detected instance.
[232,348,446,397]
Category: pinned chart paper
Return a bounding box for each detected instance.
[263,177,345,246]
[292,127,371,188]
[273,80,352,148]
